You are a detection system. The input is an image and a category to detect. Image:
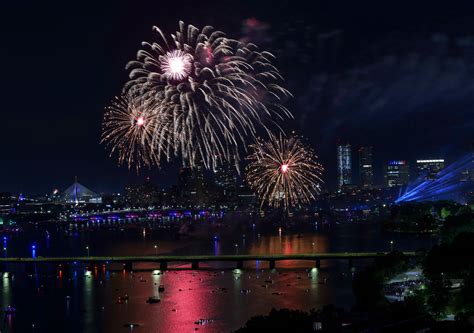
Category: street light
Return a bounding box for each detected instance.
[86,246,90,257]
[390,240,394,252]
[154,245,158,256]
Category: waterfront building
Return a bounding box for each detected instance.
[124,177,159,207]
[214,164,238,203]
[384,160,410,187]
[178,166,208,207]
[337,143,352,190]
[359,146,374,187]
[470,144,474,182]
[416,159,445,180]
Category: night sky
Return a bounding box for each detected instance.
[1,1,473,194]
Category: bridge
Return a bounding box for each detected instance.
[67,208,215,221]
[0,252,421,270]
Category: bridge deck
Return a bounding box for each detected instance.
[0,252,420,264]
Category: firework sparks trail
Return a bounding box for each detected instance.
[114,21,292,170]
[245,133,324,209]
[101,89,170,170]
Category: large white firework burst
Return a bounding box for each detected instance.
[160,50,193,81]
[124,21,292,170]
[245,133,324,210]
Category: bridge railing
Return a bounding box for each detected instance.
[0,252,421,270]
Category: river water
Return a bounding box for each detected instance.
[0,221,437,332]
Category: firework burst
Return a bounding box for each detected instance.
[245,134,324,209]
[101,90,169,170]
[121,21,292,170]
[160,50,193,81]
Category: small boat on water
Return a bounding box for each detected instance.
[146,296,160,304]
[194,318,214,325]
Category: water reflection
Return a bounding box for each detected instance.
[0,223,438,332]
[310,267,319,290]
[2,273,12,307]
[83,270,95,332]
[247,234,329,268]
[213,239,220,256]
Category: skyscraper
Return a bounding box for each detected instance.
[461,145,474,183]
[337,143,352,190]
[384,160,410,187]
[178,166,207,206]
[470,144,474,182]
[214,164,238,198]
[124,177,159,207]
[359,146,374,188]
[416,159,445,180]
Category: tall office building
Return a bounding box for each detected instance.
[124,177,159,207]
[470,144,474,182]
[179,166,205,191]
[214,164,238,198]
[384,160,410,187]
[416,159,445,180]
[358,146,374,187]
[461,145,474,182]
[337,144,352,190]
[0,192,13,216]
[178,166,207,206]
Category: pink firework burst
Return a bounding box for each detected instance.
[160,50,192,81]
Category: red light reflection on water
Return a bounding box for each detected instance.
[98,266,342,332]
[247,234,329,268]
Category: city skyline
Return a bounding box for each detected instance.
[0,142,467,196]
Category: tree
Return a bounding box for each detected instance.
[234,308,314,333]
